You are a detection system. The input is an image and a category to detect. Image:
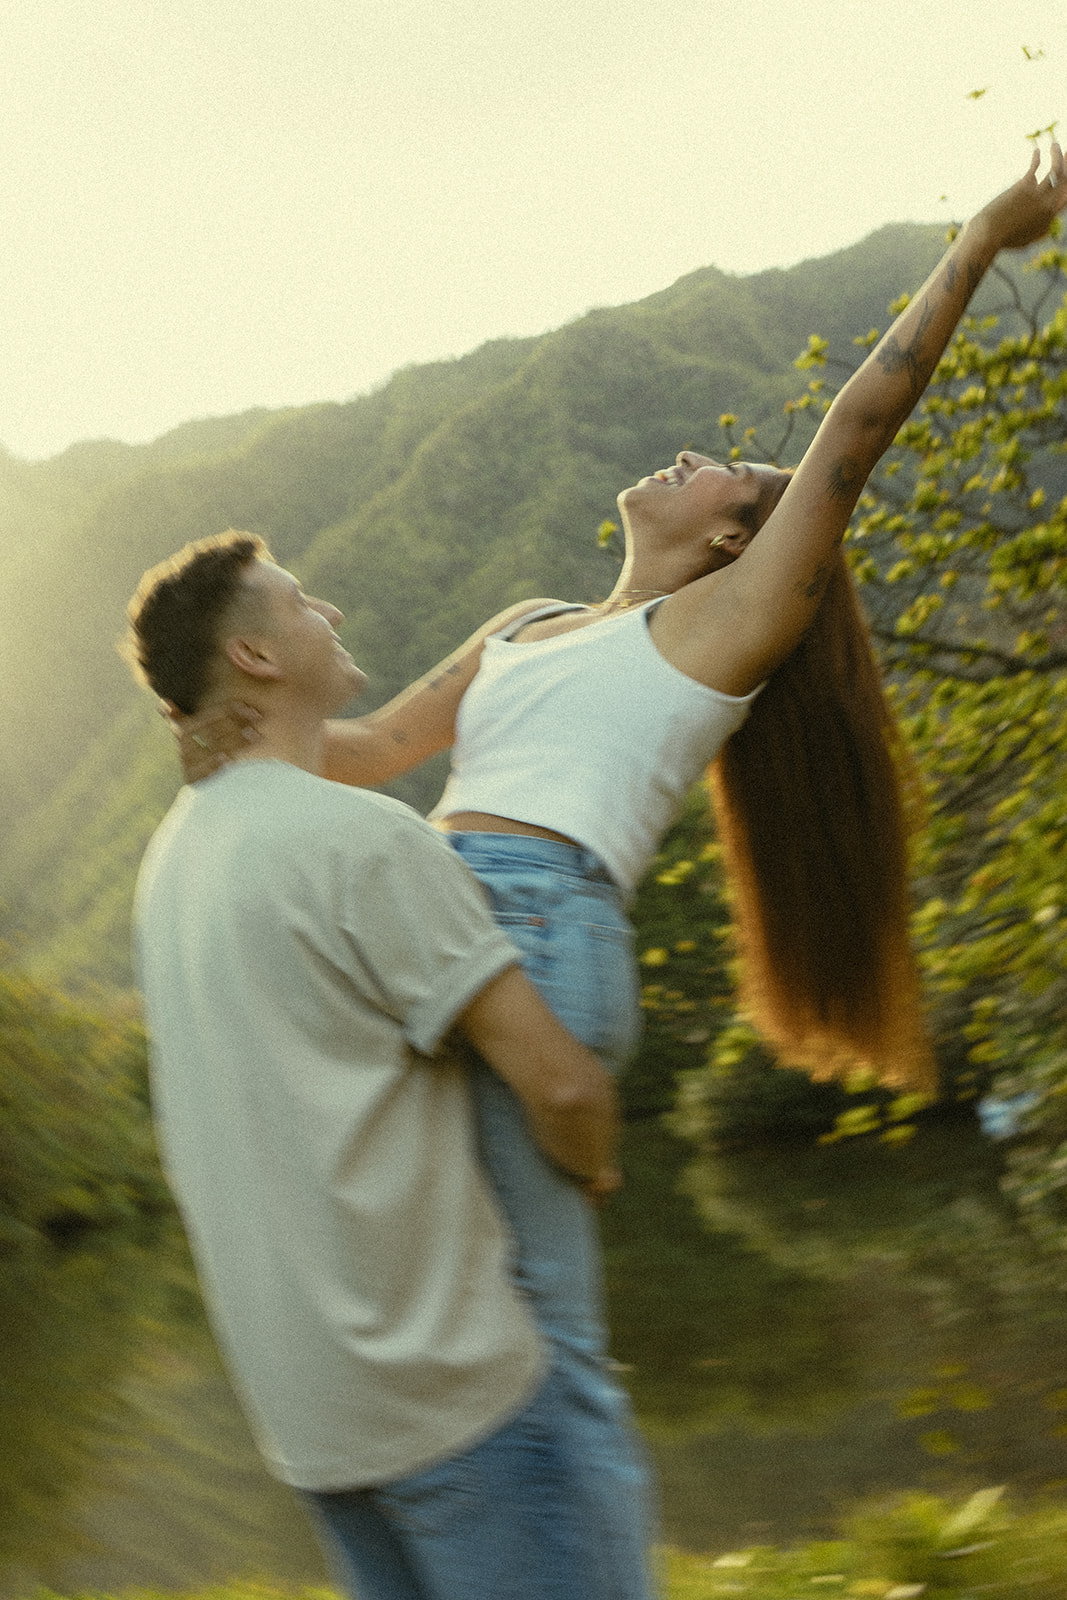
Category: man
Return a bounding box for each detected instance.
[126,531,621,1600]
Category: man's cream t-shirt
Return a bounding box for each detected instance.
[134,760,541,1490]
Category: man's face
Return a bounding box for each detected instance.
[240,560,367,710]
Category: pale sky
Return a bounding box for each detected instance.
[1,0,1062,461]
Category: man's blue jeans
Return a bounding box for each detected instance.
[302,1368,595,1599]
[448,831,656,1600]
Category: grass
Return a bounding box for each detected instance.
[659,1487,1067,1596]
[14,1487,1067,1600]
[16,1488,1067,1598]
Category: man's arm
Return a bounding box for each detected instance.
[457,965,620,1187]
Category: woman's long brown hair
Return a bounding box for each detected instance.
[707,550,936,1093]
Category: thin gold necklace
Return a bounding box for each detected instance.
[595,587,671,613]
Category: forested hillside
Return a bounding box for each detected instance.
[0,221,1017,991]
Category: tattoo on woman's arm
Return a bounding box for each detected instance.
[944,255,983,302]
[427,662,464,691]
[795,560,832,602]
[876,297,935,395]
[827,456,861,501]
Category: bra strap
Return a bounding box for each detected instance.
[492,602,590,641]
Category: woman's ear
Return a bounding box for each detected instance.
[708,522,753,563]
[224,634,283,681]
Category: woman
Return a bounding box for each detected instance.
[180,145,1066,1595]
[300,148,1063,1093]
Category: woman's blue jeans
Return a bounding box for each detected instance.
[447,831,656,1600]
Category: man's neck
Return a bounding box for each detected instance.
[220,707,326,777]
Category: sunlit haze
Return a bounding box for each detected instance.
[1,0,1061,460]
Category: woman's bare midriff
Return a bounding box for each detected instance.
[434,811,580,846]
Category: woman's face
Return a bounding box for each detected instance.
[618,452,786,552]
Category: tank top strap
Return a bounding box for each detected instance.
[492,603,590,642]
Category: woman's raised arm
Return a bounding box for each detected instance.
[667,142,1067,696]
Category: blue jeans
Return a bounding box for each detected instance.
[302,1368,595,1599]
[447,831,656,1600]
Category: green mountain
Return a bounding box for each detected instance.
[0,223,955,991]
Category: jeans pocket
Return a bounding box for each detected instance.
[493,909,639,1064]
[573,919,641,1066]
[493,908,554,984]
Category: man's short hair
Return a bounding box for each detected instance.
[124,531,271,713]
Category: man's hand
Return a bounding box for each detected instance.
[458,966,619,1184]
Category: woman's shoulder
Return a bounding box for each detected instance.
[482,597,575,629]
[481,598,588,643]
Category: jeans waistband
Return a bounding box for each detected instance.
[444,829,616,887]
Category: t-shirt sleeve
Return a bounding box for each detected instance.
[336,813,519,1056]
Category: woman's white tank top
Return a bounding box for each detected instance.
[429,600,761,895]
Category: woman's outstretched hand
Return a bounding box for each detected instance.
[976,140,1067,252]
[161,700,264,783]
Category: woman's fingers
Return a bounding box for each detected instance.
[169,700,264,782]
[983,140,1067,248]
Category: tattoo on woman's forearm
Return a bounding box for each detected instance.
[877,297,935,395]
[945,255,984,301]
[389,729,409,744]
[827,456,861,501]
[428,662,463,691]
[796,560,831,601]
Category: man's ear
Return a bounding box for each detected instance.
[224,634,284,681]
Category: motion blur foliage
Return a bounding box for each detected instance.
[0,966,178,1567]
[835,226,1067,1232]
[662,1488,1067,1598]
